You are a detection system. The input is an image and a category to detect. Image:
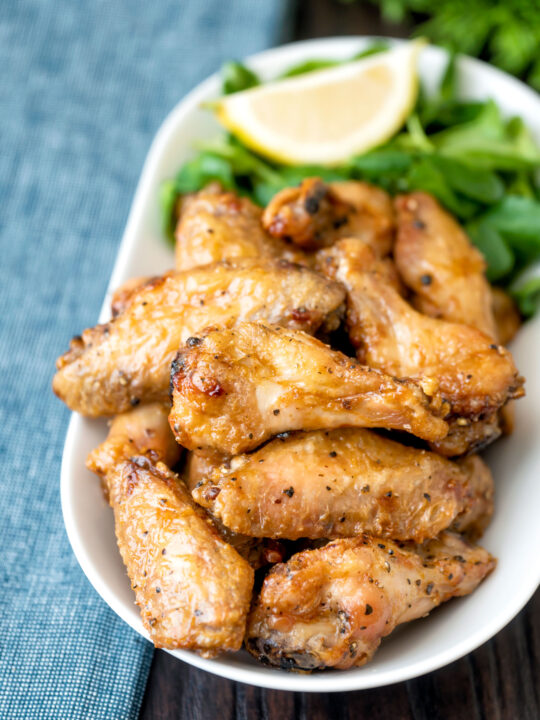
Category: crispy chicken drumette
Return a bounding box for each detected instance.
[246,531,495,670]
[169,322,448,455]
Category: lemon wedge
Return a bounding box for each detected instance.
[216,41,424,166]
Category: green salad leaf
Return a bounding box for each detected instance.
[221,61,260,94]
[510,276,540,317]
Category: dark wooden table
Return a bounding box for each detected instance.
[140,2,540,717]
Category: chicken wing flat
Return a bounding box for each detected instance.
[53,258,345,417]
[394,192,497,340]
[169,322,448,455]
[262,178,394,254]
[193,428,493,542]
[319,238,524,419]
[86,402,181,480]
[175,185,306,271]
[246,531,495,670]
[107,457,254,654]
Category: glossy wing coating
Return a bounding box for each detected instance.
[175,185,307,271]
[86,402,182,480]
[246,532,495,670]
[169,322,448,455]
[319,238,523,419]
[394,192,497,340]
[107,458,254,654]
[53,258,345,416]
[262,178,394,254]
[193,428,493,541]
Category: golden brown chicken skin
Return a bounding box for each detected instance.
[394,194,523,451]
[86,402,182,480]
[262,178,394,254]
[175,185,307,271]
[319,238,524,420]
[185,451,286,569]
[107,458,254,654]
[110,276,160,318]
[53,258,345,417]
[246,531,495,670]
[452,455,494,539]
[185,448,231,493]
[431,412,502,457]
[193,428,493,542]
[169,322,448,455]
[394,192,498,339]
[491,287,521,346]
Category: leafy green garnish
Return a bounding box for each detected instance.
[510,276,540,317]
[280,59,341,78]
[221,61,260,95]
[224,41,391,87]
[359,0,540,92]
[352,40,391,59]
[161,50,540,316]
[467,221,514,282]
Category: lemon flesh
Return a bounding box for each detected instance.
[216,42,423,166]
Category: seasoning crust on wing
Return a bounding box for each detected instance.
[170,322,449,455]
[319,238,524,420]
[185,448,231,493]
[194,428,493,542]
[86,402,182,481]
[53,258,345,417]
[246,532,495,670]
[394,192,498,339]
[56,174,519,669]
[262,178,394,254]
[107,458,254,654]
[175,185,307,271]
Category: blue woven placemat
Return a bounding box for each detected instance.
[0,2,288,717]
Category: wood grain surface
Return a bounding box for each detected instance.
[139,2,540,717]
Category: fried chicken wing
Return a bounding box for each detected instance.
[452,455,494,539]
[185,451,286,569]
[185,448,230,493]
[53,258,345,417]
[246,531,495,670]
[262,178,394,254]
[394,194,523,452]
[169,322,448,455]
[394,192,497,339]
[86,402,182,481]
[491,287,521,346]
[319,238,524,420]
[110,276,158,317]
[175,186,306,270]
[193,428,493,542]
[429,411,502,457]
[107,458,254,654]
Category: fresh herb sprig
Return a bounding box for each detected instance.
[162,50,540,316]
[358,0,540,93]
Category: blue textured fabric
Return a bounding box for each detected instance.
[0,1,288,717]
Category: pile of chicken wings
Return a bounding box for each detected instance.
[54,178,525,671]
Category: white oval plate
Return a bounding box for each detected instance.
[61,37,540,692]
